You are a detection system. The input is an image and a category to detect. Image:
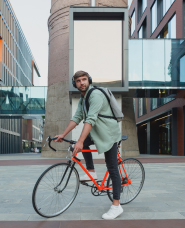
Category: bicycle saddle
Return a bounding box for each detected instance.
[121,135,128,141]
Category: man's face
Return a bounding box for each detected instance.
[75,75,90,92]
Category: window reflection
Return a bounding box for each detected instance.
[163,0,175,17]
[131,11,135,36]
[151,98,174,110]
[138,0,147,22]
[151,1,157,34]
[157,14,176,38]
[180,55,185,83]
[0,87,47,114]
[129,40,142,86]
[143,40,165,85]
[138,26,143,38]
[142,0,147,12]
[170,14,176,39]
[165,40,172,83]
[138,98,147,117]
[129,39,185,87]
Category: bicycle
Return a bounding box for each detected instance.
[32,135,145,218]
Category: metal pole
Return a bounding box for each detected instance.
[91,0,96,7]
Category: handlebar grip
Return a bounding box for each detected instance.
[51,137,58,141]
[47,136,77,152]
[51,137,76,144]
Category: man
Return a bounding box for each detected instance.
[54,70,123,219]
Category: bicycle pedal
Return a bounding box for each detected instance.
[80,181,89,185]
[122,177,128,184]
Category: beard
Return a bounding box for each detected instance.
[77,84,89,92]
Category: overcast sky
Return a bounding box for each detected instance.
[9,0,132,86]
[10,0,51,86]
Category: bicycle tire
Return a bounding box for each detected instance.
[32,163,80,218]
[107,158,145,205]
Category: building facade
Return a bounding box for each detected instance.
[0,0,43,154]
[129,0,185,156]
[130,0,184,39]
[42,0,140,158]
[0,0,40,86]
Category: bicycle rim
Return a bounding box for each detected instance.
[107,158,145,205]
[32,163,80,218]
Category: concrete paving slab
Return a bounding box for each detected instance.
[0,214,30,221]
[0,162,185,221]
[131,212,185,219]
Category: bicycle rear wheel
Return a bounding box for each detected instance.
[32,163,80,218]
[107,158,145,205]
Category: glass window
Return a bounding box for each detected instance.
[169,14,176,39]
[138,26,143,38]
[129,40,143,86]
[151,98,158,110]
[158,14,176,39]
[33,66,41,86]
[164,40,172,83]
[151,98,174,110]
[131,11,135,36]
[128,0,132,8]
[142,0,147,13]
[151,1,157,34]
[138,98,147,116]
[163,0,175,16]
[180,55,185,83]
[138,0,147,22]
[143,40,165,85]
[138,98,143,116]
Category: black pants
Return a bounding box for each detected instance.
[82,136,121,200]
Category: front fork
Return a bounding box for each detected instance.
[54,160,76,193]
[117,149,131,186]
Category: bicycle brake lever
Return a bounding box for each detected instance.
[43,136,49,147]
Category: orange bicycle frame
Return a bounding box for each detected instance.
[71,148,131,192]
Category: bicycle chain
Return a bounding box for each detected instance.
[80,180,109,196]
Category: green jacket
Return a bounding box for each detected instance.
[71,85,122,154]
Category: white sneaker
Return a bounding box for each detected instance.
[80,171,98,181]
[102,205,123,219]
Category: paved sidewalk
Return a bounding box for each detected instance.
[0,154,185,227]
[0,220,185,228]
[0,153,185,166]
[0,162,185,220]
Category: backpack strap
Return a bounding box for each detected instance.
[85,86,117,120]
[85,87,97,114]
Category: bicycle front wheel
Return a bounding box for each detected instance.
[107,158,145,205]
[32,163,80,218]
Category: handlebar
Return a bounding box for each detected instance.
[43,135,77,152]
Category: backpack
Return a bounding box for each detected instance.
[85,86,124,122]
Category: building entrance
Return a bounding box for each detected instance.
[158,117,172,155]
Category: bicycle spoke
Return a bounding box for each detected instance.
[32,163,79,218]
[107,158,145,205]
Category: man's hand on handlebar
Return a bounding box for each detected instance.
[52,135,82,156]
[54,134,64,143]
[72,140,83,157]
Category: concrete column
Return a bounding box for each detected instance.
[42,0,130,157]
[122,98,140,157]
